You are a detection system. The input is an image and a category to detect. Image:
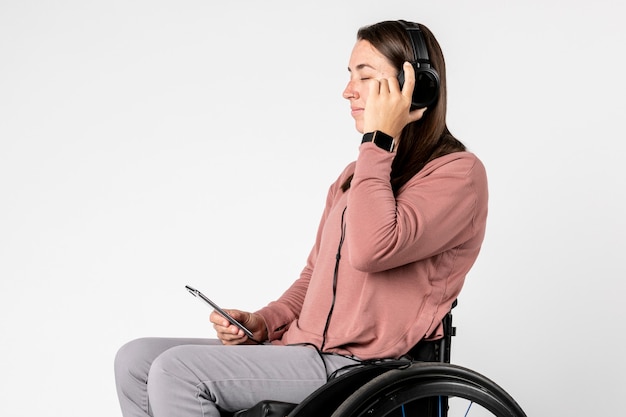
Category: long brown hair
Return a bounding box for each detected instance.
[342,20,465,193]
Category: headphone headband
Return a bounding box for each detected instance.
[402,25,431,67]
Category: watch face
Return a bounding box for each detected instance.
[374,131,394,152]
[362,131,394,151]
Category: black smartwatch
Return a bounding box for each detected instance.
[361,131,395,152]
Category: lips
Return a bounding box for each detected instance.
[351,107,364,117]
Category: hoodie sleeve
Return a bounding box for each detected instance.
[346,143,488,273]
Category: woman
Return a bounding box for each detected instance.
[114,20,488,417]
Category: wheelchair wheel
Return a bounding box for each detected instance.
[288,360,412,417]
[330,362,526,417]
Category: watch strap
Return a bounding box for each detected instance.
[361,131,395,152]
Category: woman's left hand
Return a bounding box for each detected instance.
[211,309,268,345]
[363,62,427,140]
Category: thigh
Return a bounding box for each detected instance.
[115,337,221,381]
[147,344,359,413]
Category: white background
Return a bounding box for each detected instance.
[1,0,625,416]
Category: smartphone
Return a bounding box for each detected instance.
[185,285,255,339]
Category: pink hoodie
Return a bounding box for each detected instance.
[256,143,488,360]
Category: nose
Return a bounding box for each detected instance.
[343,81,359,100]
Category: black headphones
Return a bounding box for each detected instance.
[397,21,440,110]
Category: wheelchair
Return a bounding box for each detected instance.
[233,302,527,417]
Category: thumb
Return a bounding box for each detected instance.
[408,107,428,123]
[400,62,416,100]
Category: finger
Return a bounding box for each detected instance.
[229,309,248,324]
[219,330,247,345]
[368,78,381,97]
[214,322,246,341]
[387,74,402,94]
[211,320,230,336]
[227,323,244,336]
[209,310,230,328]
[400,62,416,99]
[210,312,242,339]
[378,78,390,95]
[408,107,428,123]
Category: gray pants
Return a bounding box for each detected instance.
[114,337,360,417]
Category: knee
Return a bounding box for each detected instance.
[146,345,186,382]
[114,337,154,383]
[146,346,205,401]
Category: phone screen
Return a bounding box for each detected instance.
[185,285,255,339]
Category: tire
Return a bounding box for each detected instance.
[330,362,527,417]
[289,360,410,417]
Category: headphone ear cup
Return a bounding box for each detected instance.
[413,67,440,109]
[397,64,440,110]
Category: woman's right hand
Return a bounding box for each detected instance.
[363,62,427,140]
[210,309,268,345]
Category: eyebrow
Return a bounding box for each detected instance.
[347,63,377,72]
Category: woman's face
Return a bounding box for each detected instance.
[343,39,397,133]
